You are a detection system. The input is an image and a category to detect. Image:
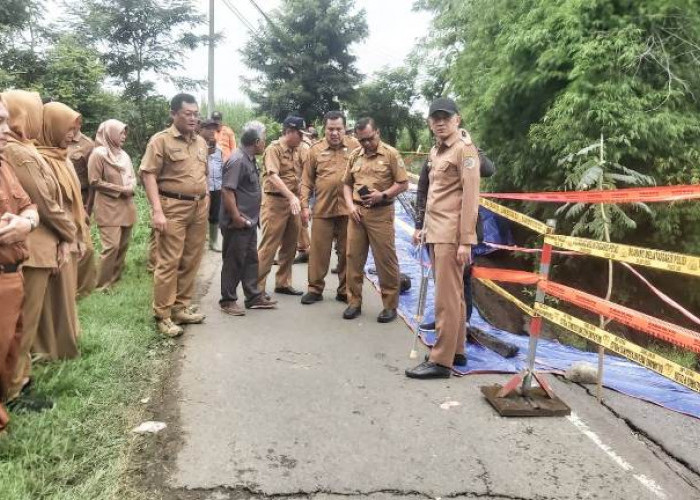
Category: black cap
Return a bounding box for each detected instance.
[283,116,306,130]
[211,111,223,120]
[428,98,459,117]
[200,118,219,128]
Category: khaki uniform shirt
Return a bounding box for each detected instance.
[343,141,408,203]
[4,141,76,268]
[0,159,35,265]
[139,125,208,197]
[301,136,361,218]
[262,140,304,196]
[88,148,138,227]
[425,131,480,245]
[68,134,95,192]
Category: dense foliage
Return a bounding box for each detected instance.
[242,0,367,123]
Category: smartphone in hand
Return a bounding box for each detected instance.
[358,185,371,197]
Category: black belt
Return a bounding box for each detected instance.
[265,192,286,198]
[159,190,207,201]
[353,200,393,208]
[0,263,20,274]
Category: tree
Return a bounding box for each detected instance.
[77,0,206,148]
[347,67,423,147]
[242,0,368,123]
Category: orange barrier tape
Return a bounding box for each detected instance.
[472,266,540,285]
[540,281,700,354]
[472,266,700,353]
[481,185,700,203]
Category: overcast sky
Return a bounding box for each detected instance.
[166,0,432,104]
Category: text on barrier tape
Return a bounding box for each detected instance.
[479,198,553,235]
[481,185,700,203]
[476,278,536,317]
[473,266,700,353]
[535,304,700,393]
[540,280,700,354]
[545,234,700,277]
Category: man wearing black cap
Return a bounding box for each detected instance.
[405,98,480,379]
[257,116,306,297]
[212,111,237,162]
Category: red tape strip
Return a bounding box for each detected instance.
[481,185,700,203]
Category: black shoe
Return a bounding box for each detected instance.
[293,252,309,264]
[377,308,397,323]
[342,305,361,319]
[335,293,348,303]
[301,292,323,304]
[419,321,436,330]
[405,361,451,379]
[6,394,54,413]
[424,353,467,367]
[274,286,304,296]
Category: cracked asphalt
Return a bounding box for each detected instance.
[161,255,700,500]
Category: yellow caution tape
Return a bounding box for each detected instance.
[479,198,553,235]
[477,278,536,317]
[535,303,700,393]
[545,234,700,277]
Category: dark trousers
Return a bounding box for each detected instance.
[464,264,473,321]
[209,190,221,224]
[220,226,261,306]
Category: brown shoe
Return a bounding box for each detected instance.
[221,302,246,316]
[157,318,184,338]
[172,306,206,325]
[247,295,277,309]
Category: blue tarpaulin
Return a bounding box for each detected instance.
[364,199,700,419]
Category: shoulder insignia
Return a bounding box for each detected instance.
[464,157,477,169]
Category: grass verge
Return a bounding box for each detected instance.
[0,192,168,500]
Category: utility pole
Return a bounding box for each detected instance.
[207,0,215,116]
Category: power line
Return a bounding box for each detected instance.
[247,0,278,31]
[220,0,259,35]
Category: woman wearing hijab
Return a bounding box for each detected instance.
[34,102,88,361]
[88,119,137,290]
[0,90,75,408]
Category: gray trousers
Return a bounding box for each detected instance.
[220,226,262,306]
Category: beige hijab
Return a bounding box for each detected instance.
[1,90,44,145]
[37,102,88,244]
[95,119,135,188]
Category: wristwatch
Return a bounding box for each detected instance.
[382,192,388,201]
[25,214,38,230]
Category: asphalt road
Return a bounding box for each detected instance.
[165,255,700,500]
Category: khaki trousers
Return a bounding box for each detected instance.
[297,220,310,253]
[33,254,80,361]
[147,229,157,272]
[428,243,467,367]
[153,197,208,319]
[257,195,300,292]
[9,267,51,400]
[97,225,133,290]
[346,204,399,309]
[77,237,97,298]
[308,216,347,295]
[0,272,23,427]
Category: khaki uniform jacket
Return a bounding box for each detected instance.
[425,131,480,245]
[301,136,361,217]
[68,134,95,191]
[4,141,76,268]
[262,140,304,196]
[0,160,35,265]
[343,141,408,203]
[88,148,137,227]
[139,125,208,196]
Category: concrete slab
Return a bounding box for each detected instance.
[170,258,700,500]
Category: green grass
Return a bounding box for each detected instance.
[0,191,168,500]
